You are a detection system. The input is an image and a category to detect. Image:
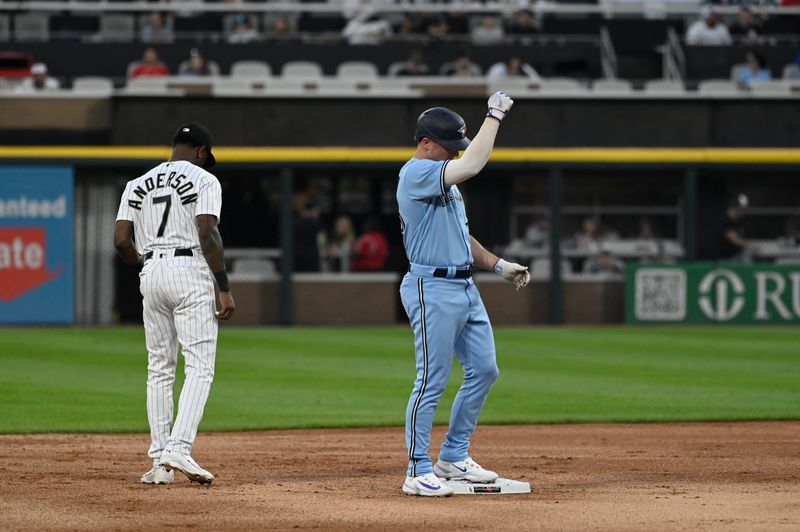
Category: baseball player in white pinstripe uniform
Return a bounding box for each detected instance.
[114,123,235,485]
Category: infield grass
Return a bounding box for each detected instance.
[0,326,798,433]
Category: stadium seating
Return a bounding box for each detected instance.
[230,61,272,78]
[98,15,136,43]
[0,15,9,42]
[643,79,685,95]
[336,61,379,80]
[697,79,741,96]
[282,61,324,78]
[750,81,793,97]
[72,76,114,95]
[530,259,572,281]
[591,78,634,95]
[13,13,49,42]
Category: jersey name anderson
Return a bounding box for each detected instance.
[126,171,198,210]
[116,160,221,254]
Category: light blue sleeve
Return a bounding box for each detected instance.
[402,159,449,200]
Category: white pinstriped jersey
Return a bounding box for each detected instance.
[116,160,222,254]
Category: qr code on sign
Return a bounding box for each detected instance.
[635,269,686,321]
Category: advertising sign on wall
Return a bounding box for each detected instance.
[0,166,74,323]
[627,262,800,324]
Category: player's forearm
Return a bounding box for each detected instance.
[470,236,500,271]
[114,221,141,266]
[443,118,500,186]
[115,240,141,266]
[199,226,227,274]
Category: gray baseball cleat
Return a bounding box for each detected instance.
[160,451,214,485]
[434,457,498,483]
[140,464,174,485]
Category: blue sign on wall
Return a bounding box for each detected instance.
[0,166,74,323]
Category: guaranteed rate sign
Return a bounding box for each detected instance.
[0,167,74,323]
[627,262,800,324]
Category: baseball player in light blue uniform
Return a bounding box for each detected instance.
[399,93,531,497]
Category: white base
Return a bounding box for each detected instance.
[442,478,531,495]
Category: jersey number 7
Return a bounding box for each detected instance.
[153,195,172,237]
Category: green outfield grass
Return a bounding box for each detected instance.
[0,326,798,433]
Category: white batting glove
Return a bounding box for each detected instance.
[494,258,530,291]
[487,91,514,121]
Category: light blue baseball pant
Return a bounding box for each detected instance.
[400,272,499,477]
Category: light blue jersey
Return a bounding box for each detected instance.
[397,155,498,478]
[397,158,473,268]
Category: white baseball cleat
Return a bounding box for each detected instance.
[160,451,214,485]
[434,457,499,483]
[402,473,455,497]
[140,464,174,485]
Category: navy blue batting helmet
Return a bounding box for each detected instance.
[414,107,471,152]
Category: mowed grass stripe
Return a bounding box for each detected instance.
[0,327,798,433]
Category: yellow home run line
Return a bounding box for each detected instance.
[0,147,799,163]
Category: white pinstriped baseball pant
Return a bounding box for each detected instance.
[139,255,218,462]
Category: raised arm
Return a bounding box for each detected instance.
[470,235,530,291]
[444,92,513,186]
[197,214,236,320]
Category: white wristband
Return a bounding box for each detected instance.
[487,108,506,121]
[493,258,508,275]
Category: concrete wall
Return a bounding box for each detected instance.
[229,273,624,326]
[4,95,800,147]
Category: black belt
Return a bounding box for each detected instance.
[144,248,193,261]
[434,266,473,279]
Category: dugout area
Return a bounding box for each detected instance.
[3,145,800,326]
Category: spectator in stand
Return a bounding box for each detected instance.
[262,15,295,38]
[737,51,772,88]
[15,62,59,92]
[702,194,750,262]
[507,8,541,35]
[783,53,800,80]
[426,15,452,42]
[293,202,326,272]
[439,52,482,77]
[140,12,174,44]
[343,9,393,45]
[686,7,732,46]
[390,51,430,76]
[729,6,763,44]
[487,57,540,80]
[272,16,292,34]
[524,213,551,249]
[637,216,656,240]
[397,13,426,36]
[566,216,601,253]
[128,47,169,79]
[227,14,260,44]
[178,48,219,77]
[783,217,800,248]
[327,215,355,272]
[583,251,625,275]
[350,217,389,271]
[471,15,505,45]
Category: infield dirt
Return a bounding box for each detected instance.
[1,422,798,531]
